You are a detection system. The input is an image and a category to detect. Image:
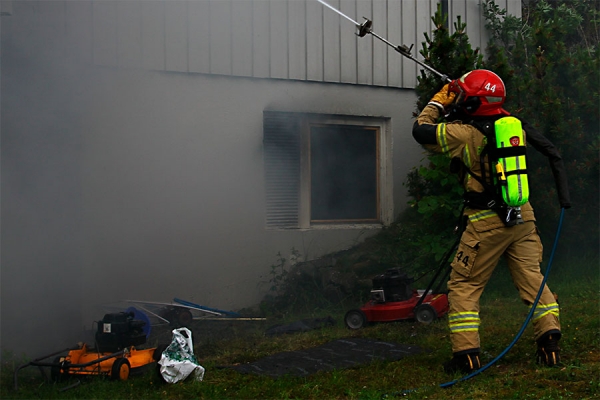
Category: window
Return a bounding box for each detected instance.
[310,124,379,222]
[264,111,392,229]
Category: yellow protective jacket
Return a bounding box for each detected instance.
[413,104,535,232]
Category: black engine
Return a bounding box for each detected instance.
[371,268,414,303]
[95,312,147,353]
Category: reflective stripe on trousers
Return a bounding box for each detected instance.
[532,302,560,322]
[448,311,480,334]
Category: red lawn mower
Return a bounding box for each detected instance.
[344,240,458,330]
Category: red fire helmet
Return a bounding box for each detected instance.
[448,69,510,116]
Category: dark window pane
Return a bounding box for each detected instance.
[310,125,378,221]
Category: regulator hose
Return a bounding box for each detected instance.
[440,208,566,388]
[397,208,566,395]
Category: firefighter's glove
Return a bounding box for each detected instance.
[428,84,456,112]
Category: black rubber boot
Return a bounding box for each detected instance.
[443,350,481,374]
[536,330,561,367]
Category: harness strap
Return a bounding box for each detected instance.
[455,158,501,209]
[502,169,528,178]
[490,146,527,158]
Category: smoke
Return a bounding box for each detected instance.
[1,27,86,356]
[1,1,423,359]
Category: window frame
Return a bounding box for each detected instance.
[264,111,393,230]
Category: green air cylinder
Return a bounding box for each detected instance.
[494,116,529,207]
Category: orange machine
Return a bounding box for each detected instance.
[14,311,165,389]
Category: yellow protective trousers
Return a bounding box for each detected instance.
[447,220,560,353]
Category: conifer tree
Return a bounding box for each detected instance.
[405,4,484,260]
[415,4,484,112]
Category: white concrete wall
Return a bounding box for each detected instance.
[78,67,420,318]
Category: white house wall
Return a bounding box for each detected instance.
[1,0,520,357]
[78,67,420,322]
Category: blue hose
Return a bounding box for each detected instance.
[439,208,566,389]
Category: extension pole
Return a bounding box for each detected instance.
[316,0,451,83]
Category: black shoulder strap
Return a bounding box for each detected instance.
[470,119,496,140]
[469,119,498,194]
[454,118,506,209]
[456,159,502,208]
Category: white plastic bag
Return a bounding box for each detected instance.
[158,327,205,383]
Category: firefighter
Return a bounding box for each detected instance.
[411,69,571,374]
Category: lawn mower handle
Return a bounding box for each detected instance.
[13,346,126,390]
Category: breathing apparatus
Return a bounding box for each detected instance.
[316,0,566,390]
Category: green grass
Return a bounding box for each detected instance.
[2,258,598,400]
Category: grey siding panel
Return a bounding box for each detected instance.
[449,0,495,53]
[232,0,254,77]
[387,0,402,88]
[117,1,142,69]
[415,0,433,82]
[210,0,232,75]
[142,1,166,71]
[465,0,484,51]
[449,0,467,32]
[356,0,373,85]
[323,0,341,83]
[506,0,522,18]
[188,0,210,74]
[372,0,387,86]
[306,0,324,81]
[93,1,117,67]
[289,0,307,81]
[340,0,357,84]
[449,0,466,32]
[270,0,288,79]
[253,0,270,78]
[401,0,417,88]
[165,0,188,72]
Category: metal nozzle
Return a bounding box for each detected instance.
[357,18,372,37]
